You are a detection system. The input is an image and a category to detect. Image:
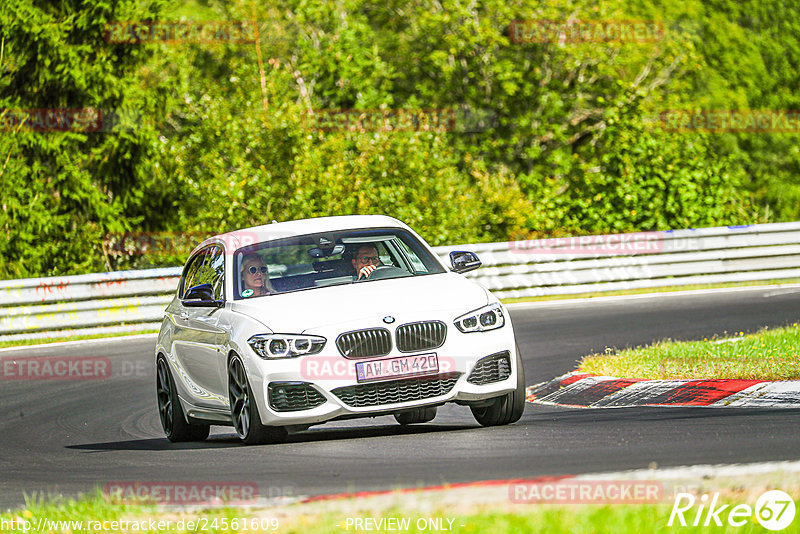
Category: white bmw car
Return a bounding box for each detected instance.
[155,215,525,444]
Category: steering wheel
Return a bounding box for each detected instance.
[355,265,406,281]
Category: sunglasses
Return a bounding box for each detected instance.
[247,266,268,274]
[357,256,380,263]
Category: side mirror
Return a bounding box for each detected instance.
[449,251,482,274]
[183,283,223,307]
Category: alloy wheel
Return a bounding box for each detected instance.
[156,358,173,435]
[228,358,250,439]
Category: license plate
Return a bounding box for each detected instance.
[355,353,439,383]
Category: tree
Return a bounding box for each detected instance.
[0,0,169,277]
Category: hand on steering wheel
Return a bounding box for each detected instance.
[357,264,379,280]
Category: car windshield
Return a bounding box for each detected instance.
[233,228,445,298]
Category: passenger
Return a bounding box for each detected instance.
[241,253,273,297]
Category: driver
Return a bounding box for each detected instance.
[351,244,382,280]
[241,253,274,296]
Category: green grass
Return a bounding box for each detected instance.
[579,323,800,380]
[500,278,800,304]
[3,491,154,531]
[0,329,159,350]
[2,489,795,533]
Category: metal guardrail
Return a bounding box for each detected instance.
[443,222,800,299]
[0,268,181,342]
[2,222,799,342]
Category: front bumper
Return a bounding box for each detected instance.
[246,328,519,426]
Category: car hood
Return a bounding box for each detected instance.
[229,272,491,332]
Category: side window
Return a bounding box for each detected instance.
[191,247,224,299]
[179,246,225,300]
[208,247,225,300]
[394,238,430,273]
[375,242,398,268]
[179,250,207,299]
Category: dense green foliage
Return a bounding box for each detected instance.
[1,0,797,277]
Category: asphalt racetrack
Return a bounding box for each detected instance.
[1,286,799,509]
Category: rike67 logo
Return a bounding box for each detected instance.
[669,490,796,531]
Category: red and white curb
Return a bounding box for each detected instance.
[526,372,800,408]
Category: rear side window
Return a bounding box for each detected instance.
[179,250,207,299]
[207,247,225,300]
[179,246,225,300]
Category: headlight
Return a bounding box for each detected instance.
[454,303,505,333]
[248,334,326,359]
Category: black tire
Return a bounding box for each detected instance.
[156,355,210,442]
[470,346,526,427]
[394,406,437,425]
[228,356,287,445]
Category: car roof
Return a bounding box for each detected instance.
[192,215,411,255]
